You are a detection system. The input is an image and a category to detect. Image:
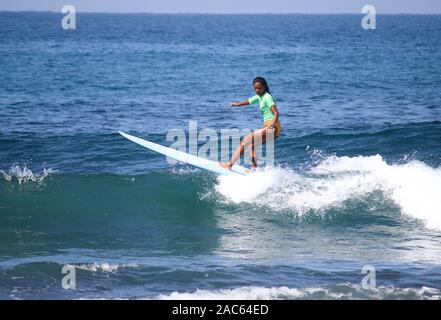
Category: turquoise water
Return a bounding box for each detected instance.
[1,12,441,299]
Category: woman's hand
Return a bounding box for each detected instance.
[230,100,250,107]
[266,122,276,135]
[267,126,275,135]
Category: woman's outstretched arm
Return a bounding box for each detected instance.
[230,100,251,107]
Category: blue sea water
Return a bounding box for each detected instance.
[1,12,441,299]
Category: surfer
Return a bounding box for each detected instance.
[220,77,282,170]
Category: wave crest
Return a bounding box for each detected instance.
[215,155,441,230]
[154,284,440,300]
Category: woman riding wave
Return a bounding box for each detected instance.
[220,77,282,170]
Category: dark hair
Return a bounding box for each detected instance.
[253,77,271,94]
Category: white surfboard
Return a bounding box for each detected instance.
[119,131,248,176]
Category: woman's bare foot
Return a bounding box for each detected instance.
[219,161,233,170]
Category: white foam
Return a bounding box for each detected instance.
[215,167,283,203]
[153,285,440,300]
[215,155,441,230]
[155,286,318,300]
[0,164,56,184]
[71,263,137,273]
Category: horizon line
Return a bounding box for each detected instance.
[1,10,441,15]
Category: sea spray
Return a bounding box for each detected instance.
[216,155,441,230]
[0,164,56,184]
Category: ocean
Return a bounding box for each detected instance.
[0,12,441,299]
